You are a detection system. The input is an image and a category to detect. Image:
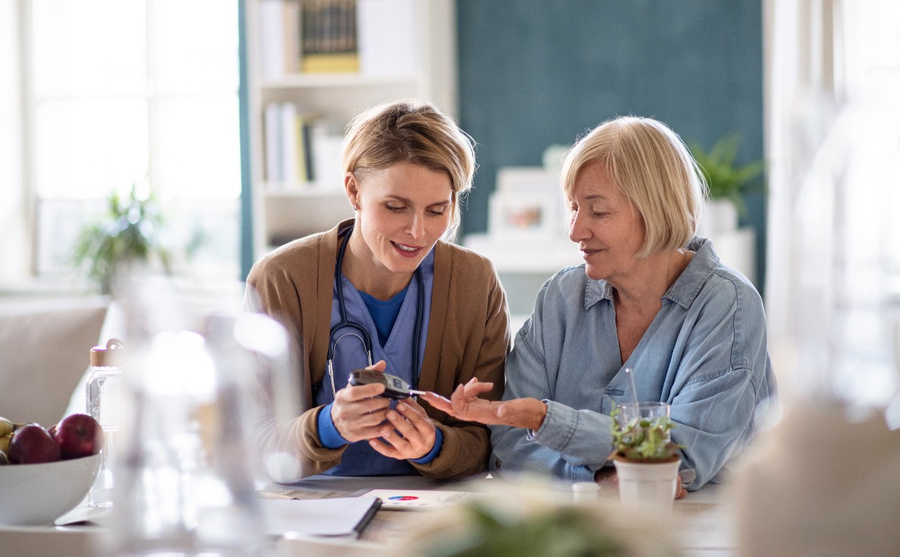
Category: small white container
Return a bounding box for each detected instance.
[571,481,600,503]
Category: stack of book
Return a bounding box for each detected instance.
[300,0,359,73]
[259,0,360,75]
[259,0,416,77]
[264,102,344,189]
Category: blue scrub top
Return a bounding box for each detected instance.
[315,250,434,476]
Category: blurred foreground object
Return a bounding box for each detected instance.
[398,478,677,557]
[103,276,300,555]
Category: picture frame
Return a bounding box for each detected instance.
[488,167,567,239]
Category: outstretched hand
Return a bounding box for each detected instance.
[421,378,548,430]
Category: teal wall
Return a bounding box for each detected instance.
[456,0,766,288]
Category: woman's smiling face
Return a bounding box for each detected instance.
[567,161,645,283]
[349,162,453,278]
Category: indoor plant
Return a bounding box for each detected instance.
[609,404,682,508]
[72,184,171,295]
[688,133,765,234]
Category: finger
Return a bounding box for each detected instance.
[462,381,494,397]
[368,437,401,459]
[334,391,390,417]
[450,383,467,404]
[398,397,427,418]
[384,408,418,439]
[365,360,387,372]
[340,382,386,401]
[395,402,436,436]
[420,392,452,413]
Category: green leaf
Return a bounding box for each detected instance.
[688,132,765,218]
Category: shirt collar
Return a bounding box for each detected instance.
[583,237,719,311]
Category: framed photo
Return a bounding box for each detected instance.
[488,167,567,239]
[489,190,563,238]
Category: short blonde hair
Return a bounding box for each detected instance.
[560,116,705,257]
[341,99,476,235]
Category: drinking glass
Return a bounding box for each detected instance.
[616,402,671,427]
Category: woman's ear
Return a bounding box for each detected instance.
[344,172,360,211]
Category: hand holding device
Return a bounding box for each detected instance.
[349,369,427,400]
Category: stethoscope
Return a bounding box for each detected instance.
[325,225,425,397]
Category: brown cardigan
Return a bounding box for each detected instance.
[246,220,510,479]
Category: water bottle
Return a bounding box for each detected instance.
[85,338,125,508]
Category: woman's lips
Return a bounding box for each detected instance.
[392,241,422,258]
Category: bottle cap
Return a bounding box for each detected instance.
[91,338,126,367]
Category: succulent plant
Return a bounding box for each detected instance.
[609,407,682,462]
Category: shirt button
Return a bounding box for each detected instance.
[494,458,502,469]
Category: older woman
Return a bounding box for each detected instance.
[424,116,776,493]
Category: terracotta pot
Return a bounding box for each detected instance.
[613,457,680,509]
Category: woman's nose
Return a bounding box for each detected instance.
[568,211,588,243]
[407,213,425,239]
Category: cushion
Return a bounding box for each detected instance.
[0,297,109,427]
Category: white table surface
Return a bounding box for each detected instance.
[0,476,736,557]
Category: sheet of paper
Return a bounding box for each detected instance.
[359,489,474,510]
[260,496,381,538]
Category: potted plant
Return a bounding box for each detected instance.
[398,479,678,556]
[609,403,682,509]
[71,184,171,295]
[688,133,765,235]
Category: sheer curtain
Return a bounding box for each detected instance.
[764,0,900,410]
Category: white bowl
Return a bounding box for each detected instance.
[0,453,101,526]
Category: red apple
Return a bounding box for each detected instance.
[52,414,104,460]
[8,424,61,464]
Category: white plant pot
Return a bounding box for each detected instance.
[613,458,681,510]
[698,199,739,236]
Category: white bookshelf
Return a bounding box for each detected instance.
[244,0,457,256]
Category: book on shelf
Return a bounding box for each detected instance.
[300,0,359,73]
[263,102,344,190]
[258,0,420,77]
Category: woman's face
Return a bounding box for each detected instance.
[567,161,645,283]
[347,162,453,277]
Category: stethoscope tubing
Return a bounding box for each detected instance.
[325,225,425,397]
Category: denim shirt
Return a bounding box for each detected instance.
[489,237,777,490]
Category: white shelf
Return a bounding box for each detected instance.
[463,233,583,274]
[262,186,346,198]
[259,74,420,89]
[246,0,457,259]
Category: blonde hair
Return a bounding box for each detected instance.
[560,116,705,257]
[341,99,476,235]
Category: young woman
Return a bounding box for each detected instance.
[246,100,509,480]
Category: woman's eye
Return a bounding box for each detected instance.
[386,204,405,212]
[428,208,446,216]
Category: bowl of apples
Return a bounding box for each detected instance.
[0,413,104,526]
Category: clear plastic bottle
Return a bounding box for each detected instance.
[85,338,125,508]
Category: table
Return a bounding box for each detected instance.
[269,474,737,556]
[0,475,736,556]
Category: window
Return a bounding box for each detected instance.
[25,0,241,282]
